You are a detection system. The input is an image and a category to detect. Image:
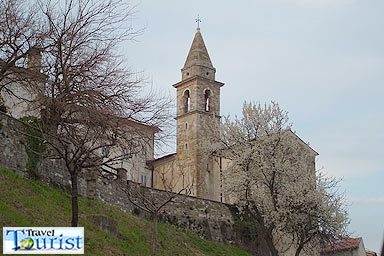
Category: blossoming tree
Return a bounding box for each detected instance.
[206,101,349,256]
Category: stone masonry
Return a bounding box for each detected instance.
[0,111,238,246]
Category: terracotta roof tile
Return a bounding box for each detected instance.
[321,237,362,253]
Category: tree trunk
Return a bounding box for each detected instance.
[71,172,79,227]
[295,244,304,256]
[152,213,158,256]
[264,233,279,256]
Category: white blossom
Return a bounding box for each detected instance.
[205,101,349,256]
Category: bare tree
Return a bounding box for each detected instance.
[0,0,45,108]
[119,161,195,256]
[206,101,349,256]
[12,0,172,227]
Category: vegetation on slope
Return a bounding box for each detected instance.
[0,168,250,256]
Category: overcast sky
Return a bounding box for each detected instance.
[122,0,384,252]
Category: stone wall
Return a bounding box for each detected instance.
[87,170,236,244]
[0,112,266,254]
[0,112,28,177]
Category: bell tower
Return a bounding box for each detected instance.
[173,27,224,200]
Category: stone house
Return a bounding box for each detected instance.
[0,50,43,118]
[0,51,156,187]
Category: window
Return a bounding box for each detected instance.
[122,148,131,160]
[185,123,188,129]
[204,89,211,112]
[141,146,147,159]
[140,174,147,187]
[102,146,110,157]
[183,89,191,113]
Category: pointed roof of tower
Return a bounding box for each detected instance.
[183,28,215,70]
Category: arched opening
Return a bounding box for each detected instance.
[183,90,191,113]
[204,89,211,112]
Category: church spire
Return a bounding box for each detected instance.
[183,28,214,70]
[181,28,216,80]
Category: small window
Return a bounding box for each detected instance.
[140,174,147,187]
[102,146,110,157]
[185,144,188,149]
[122,148,132,160]
[206,72,209,75]
[183,90,191,113]
[185,123,188,129]
[204,89,211,112]
[186,72,189,76]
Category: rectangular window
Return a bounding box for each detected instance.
[140,174,147,187]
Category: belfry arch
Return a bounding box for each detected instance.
[183,89,191,113]
[204,89,211,112]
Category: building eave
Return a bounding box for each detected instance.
[172,75,224,88]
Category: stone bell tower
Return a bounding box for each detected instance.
[172,27,224,201]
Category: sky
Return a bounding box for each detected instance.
[121,0,384,253]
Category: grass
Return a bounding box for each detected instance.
[0,167,250,256]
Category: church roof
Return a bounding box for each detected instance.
[286,129,319,156]
[183,28,214,70]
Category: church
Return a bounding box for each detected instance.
[147,27,318,203]
[149,27,226,202]
[145,26,317,204]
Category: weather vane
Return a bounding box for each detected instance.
[195,15,201,29]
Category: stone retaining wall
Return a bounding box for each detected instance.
[0,112,236,244]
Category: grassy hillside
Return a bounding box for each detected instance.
[0,168,250,256]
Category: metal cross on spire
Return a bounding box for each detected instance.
[195,15,201,29]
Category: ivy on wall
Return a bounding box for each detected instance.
[20,116,47,179]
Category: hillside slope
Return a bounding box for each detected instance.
[0,168,250,256]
